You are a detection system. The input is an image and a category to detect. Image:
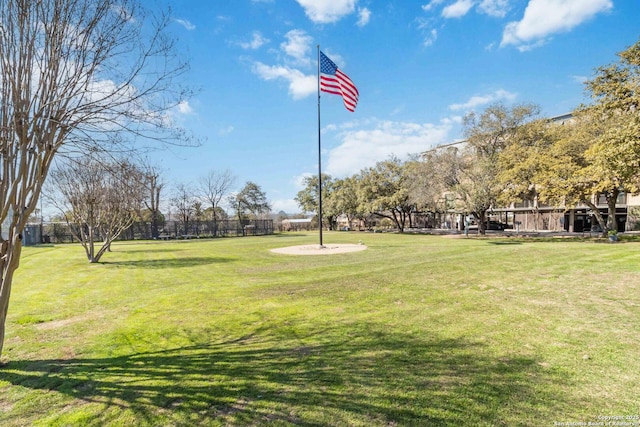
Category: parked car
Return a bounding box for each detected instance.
[487,221,507,230]
[467,220,507,231]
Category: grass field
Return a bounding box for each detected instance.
[1,232,639,426]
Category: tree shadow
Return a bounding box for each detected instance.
[101,257,235,269]
[111,248,187,254]
[1,326,571,425]
[486,241,523,245]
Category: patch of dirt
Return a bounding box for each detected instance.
[35,314,93,331]
[270,244,368,256]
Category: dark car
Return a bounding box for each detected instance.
[467,220,507,231]
[487,221,507,230]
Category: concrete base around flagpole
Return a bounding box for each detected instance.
[270,244,367,256]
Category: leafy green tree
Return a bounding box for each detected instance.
[329,176,365,230]
[358,157,414,232]
[139,208,166,226]
[497,118,557,230]
[498,119,552,203]
[458,103,540,234]
[543,114,613,233]
[203,206,228,222]
[464,103,541,156]
[295,174,338,230]
[235,182,271,222]
[193,201,204,221]
[579,39,640,233]
[455,152,502,234]
[523,40,640,235]
[408,150,462,227]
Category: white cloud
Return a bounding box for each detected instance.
[423,28,438,46]
[424,0,508,18]
[240,31,269,50]
[219,125,235,136]
[250,31,317,100]
[422,0,445,12]
[294,173,314,189]
[448,89,517,111]
[252,62,316,100]
[477,0,509,18]
[571,75,588,84]
[295,0,358,24]
[325,119,456,177]
[111,5,136,23]
[177,100,194,115]
[501,0,613,50]
[271,198,302,214]
[442,0,475,18]
[512,38,548,52]
[174,18,195,30]
[281,30,313,65]
[390,105,405,116]
[357,7,371,27]
[416,17,438,47]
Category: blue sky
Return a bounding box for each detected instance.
[149,0,638,214]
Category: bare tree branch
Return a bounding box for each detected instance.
[0,0,192,357]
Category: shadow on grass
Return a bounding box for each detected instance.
[1,326,571,426]
[111,247,187,254]
[486,241,523,246]
[102,257,235,269]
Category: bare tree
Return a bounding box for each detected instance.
[46,157,146,262]
[171,183,196,236]
[141,162,165,239]
[0,0,190,357]
[199,170,236,221]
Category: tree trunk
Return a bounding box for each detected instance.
[478,210,487,235]
[0,0,189,359]
[606,189,619,233]
[0,234,23,358]
[151,210,160,239]
[392,210,405,232]
[87,225,96,263]
[584,200,608,237]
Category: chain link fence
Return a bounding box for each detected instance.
[25,219,274,245]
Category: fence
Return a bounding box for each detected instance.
[26,219,274,245]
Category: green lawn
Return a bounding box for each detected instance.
[1,232,639,426]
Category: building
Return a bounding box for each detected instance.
[422,113,640,232]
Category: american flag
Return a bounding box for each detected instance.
[320,51,359,112]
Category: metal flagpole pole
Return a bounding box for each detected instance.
[317,45,323,247]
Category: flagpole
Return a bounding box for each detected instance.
[317,45,324,247]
